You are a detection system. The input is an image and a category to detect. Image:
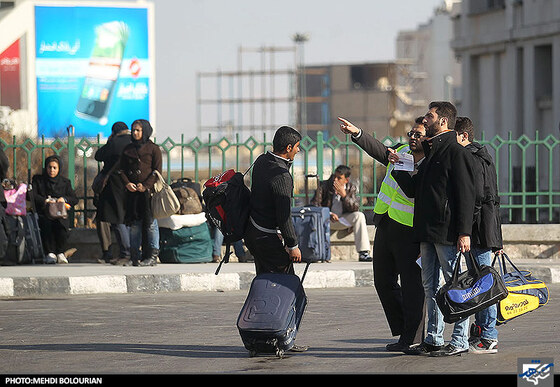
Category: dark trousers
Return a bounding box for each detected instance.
[96,219,131,259]
[244,221,294,275]
[39,216,68,255]
[372,214,425,345]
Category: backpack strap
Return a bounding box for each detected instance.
[214,242,233,275]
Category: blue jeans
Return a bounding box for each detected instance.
[130,218,159,260]
[212,227,245,258]
[420,242,469,349]
[467,247,498,341]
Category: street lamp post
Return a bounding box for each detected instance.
[292,33,309,137]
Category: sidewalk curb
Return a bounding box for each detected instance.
[0,262,557,298]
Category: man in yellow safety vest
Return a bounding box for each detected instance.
[339,116,427,352]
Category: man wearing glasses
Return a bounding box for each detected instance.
[338,116,427,352]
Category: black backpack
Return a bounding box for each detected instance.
[203,169,251,274]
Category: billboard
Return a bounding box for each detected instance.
[0,39,21,110]
[35,5,151,137]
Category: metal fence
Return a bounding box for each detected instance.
[2,131,559,227]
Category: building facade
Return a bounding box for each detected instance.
[452,0,560,222]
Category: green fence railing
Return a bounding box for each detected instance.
[2,131,559,227]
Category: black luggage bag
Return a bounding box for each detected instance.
[237,262,310,358]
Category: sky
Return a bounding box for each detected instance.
[149,0,449,139]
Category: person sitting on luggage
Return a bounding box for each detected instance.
[311,165,372,262]
[32,155,78,264]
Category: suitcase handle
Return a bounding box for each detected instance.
[300,260,311,284]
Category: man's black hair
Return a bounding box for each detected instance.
[428,101,457,129]
[273,126,302,152]
[455,116,474,142]
[335,165,352,178]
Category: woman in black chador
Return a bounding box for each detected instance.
[32,155,78,264]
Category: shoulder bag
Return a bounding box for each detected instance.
[436,251,508,323]
[151,170,180,219]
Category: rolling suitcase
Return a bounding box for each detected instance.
[291,206,331,262]
[237,261,310,358]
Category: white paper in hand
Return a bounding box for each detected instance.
[393,152,414,172]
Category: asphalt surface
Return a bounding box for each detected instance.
[0,284,558,379]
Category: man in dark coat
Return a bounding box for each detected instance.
[392,101,476,357]
[455,116,503,354]
[245,126,302,275]
[94,121,132,263]
[243,125,307,353]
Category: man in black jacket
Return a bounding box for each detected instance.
[392,101,476,356]
[244,126,302,275]
[455,116,503,354]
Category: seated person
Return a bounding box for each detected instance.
[311,165,372,262]
[32,155,78,264]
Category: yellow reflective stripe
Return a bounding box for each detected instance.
[507,283,548,292]
[373,144,415,226]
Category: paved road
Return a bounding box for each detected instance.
[0,285,558,379]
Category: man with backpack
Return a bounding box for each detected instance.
[454,116,503,354]
[244,126,302,275]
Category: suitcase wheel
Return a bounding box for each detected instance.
[276,349,285,359]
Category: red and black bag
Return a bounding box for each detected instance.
[203,169,251,274]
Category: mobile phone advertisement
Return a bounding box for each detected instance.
[35,5,151,138]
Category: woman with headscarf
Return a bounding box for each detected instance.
[116,119,162,266]
[32,155,78,264]
[94,121,132,263]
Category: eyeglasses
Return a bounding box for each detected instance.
[407,131,424,139]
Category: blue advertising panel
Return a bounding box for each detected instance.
[35,5,151,137]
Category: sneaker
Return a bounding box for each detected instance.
[289,344,309,352]
[402,342,442,356]
[429,344,468,357]
[358,251,373,262]
[56,253,68,264]
[44,253,57,264]
[469,323,482,343]
[469,338,498,354]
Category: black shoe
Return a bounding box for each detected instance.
[402,342,442,356]
[139,248,158,266]
[386,342,410,352]
[139,257,157,266]
[358,251,373,262]
[429,344,468,357]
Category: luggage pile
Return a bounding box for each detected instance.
[158,178,213,264]
[0,179,44,265]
